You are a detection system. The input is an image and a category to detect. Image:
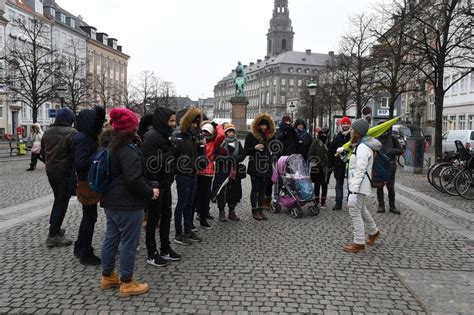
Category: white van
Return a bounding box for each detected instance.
[442,130,474,153]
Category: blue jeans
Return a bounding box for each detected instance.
[335,176,345,207]
[101,208,144,281]
[47,171,73,237]
[175,175,197,235]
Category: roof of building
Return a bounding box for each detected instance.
[218,50,331,83]
[43,0,88,37]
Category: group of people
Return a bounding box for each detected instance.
[35,105,402,297]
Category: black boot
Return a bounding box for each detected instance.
[377,205,385,213]
[26,164,35,171]
[389,204,400,215]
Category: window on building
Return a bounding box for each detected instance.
[297,79,302,87]
[428,95,434,120]
[281,79,286,86]
[444,76,450,96]
[459,115,466,130]
[305,69,310,74]
[289,67,293,73]
[297,68,301,73]
[471,73,474,92]
[266,92,270,104]
[266,80,270,87]
[469,115,474,129]
[460,76,467,94]
[273,78,277,86]
[0,99,3,118]
[289,79,294,86]
[380,97,389,108]
[449,115,457,129]
[281,96,285,104]
[452,74,459,95]
[443,116,448,133]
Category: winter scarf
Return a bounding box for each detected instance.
[296,128,306,141]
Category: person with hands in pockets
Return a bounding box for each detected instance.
[343,118,382,253]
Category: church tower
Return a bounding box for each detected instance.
[266,0,294,56]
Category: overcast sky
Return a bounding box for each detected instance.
[60,0,378,100]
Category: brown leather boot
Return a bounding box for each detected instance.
[119,279,149,297]
[367,230,381,246]
[258,208,268,220]
[343,243,366,253]
[252,209,263,221]
[219,211,228,222]
[262,197,271,209]
[228,210,240,221]
[100,272,120,289]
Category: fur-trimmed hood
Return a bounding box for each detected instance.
[179,107,203,134]
[251,112,276,141]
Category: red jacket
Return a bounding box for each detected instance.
[197,125,225,177]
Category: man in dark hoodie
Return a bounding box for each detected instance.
[276,115,299,157]
[142,107,181,267]
[173,107,206,245]
[41,108,77,247]
[72,107,106,265]
[294,119,312,160]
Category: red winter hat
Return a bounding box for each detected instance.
[109,108,139,131]
[341,116,352,125]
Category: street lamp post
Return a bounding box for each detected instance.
[56,85,67,108]
[307,78,317,136]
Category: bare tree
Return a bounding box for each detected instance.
[403,0,474,161]
[327,55,354,116]
[93,67,123,110]
[152,81,177,109]
[61,44,89,115]
[5,17,63,123]
[371,0,419,118]
[339,14,377,118]
[131,70,158,116]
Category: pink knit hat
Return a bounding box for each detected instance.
[109,108,139,131]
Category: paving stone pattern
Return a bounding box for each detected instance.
[396,167,474,215]
[1,176,473,314]
[0,159,51,208]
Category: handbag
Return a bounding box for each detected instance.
[76,180,101,205]
[31,143,41,154]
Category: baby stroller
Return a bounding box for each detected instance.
[270,154,320,218]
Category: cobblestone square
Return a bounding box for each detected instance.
[0,157,473,314]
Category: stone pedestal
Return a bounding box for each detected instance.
[230,96,249,132]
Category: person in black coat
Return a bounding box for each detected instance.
[275,115,299,157]
[212,123,246,222]
[142,107,181,266]
[72,106,105,266]
[100,108,159,297]
[294,119,312,160]
[42,108,77,248]
[172,107,206,245]
[327,116,352,211]
[376,126,403,214]
[244,113,276,221]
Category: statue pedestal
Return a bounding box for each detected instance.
[230,96,248,132]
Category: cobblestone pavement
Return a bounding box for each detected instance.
[0,159,473,314]
[396,165,474,215]
[0,157,51,208]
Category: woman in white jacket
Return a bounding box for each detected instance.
[344,118,381,253]
[27,123,44,171]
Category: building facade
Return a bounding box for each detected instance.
[0,0,128,138]
[80,22,129,109]
[213,0,331,123]
[1,0,55,136]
